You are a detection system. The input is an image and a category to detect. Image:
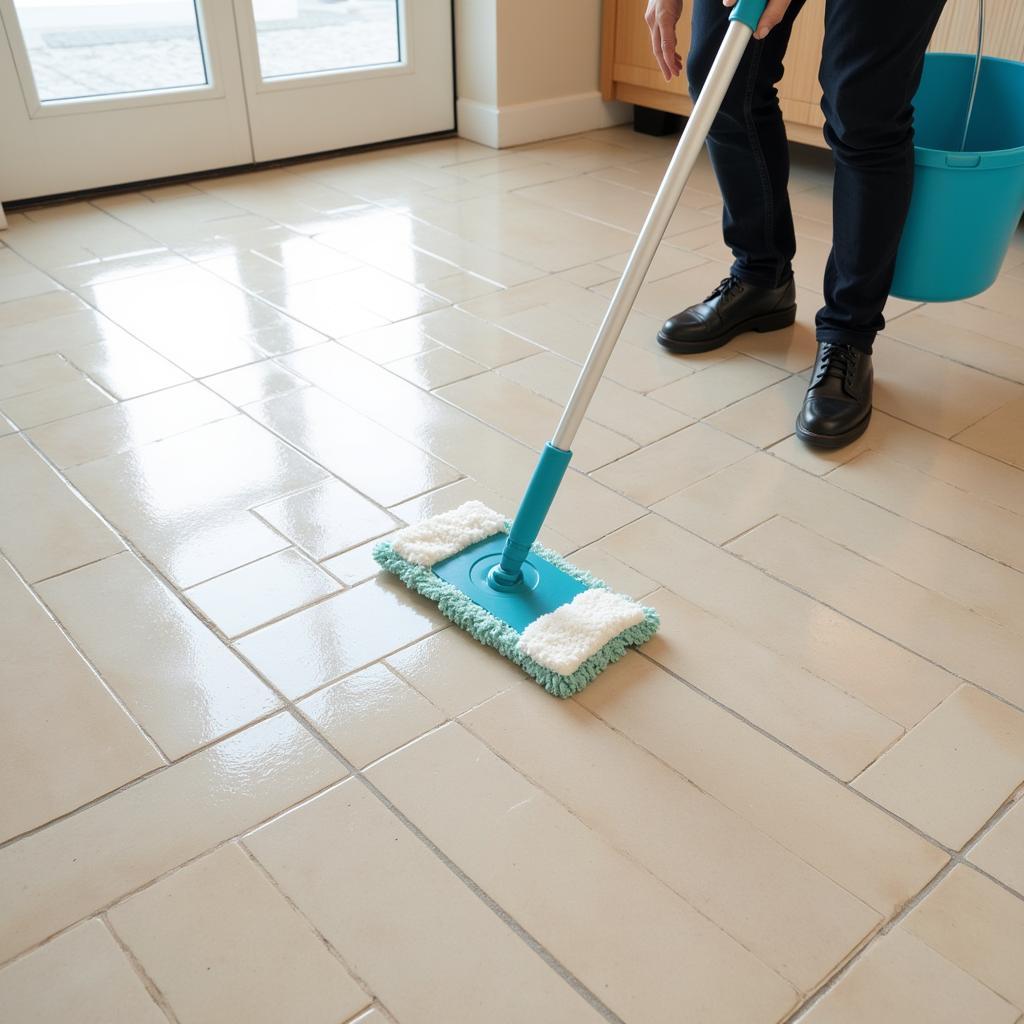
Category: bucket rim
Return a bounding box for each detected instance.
[915,52,1024,169]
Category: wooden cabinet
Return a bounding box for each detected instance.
[601,0,1024,148]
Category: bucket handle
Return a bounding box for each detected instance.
[959,0,985,151]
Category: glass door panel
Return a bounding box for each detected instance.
[0,0,252,200]
[236,0,453,161]
[251,0,400,79]
[0,0,453,201]
[13,0,209,102]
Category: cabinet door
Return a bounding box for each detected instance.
[610,0,693,100]
[777,0,826,130]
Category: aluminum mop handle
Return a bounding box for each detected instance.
[490,0,768,588]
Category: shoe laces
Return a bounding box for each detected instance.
[708,276,744,302]
[812,342,859,390]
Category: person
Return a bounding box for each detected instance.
[645,0,947,448]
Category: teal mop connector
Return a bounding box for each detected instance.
[727,0,768,31]
[488,443,573,590]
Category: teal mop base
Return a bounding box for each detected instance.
[374,531,659,698]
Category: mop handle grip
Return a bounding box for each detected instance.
[728,0,769,31]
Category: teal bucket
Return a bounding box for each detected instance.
[890,53,1024,302]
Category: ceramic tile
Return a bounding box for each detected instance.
[706,375,809,446]
[802,929,1018,1024]
[108,844,369,1024]
[387,346,485,389]
[63,330,191,400]
[0,558,160,842]
[0,353,82,400]
[0,920,166,1024]
[235,576,444,699]
[67,415,325,587]
[437,371,637,472]
[464,685,881,992]
[969,798,1024,895]
[559,542,657,599]
[731,294,822,372]
[600,513,958,729]
[3,203,159,269]
[0,289,86,328]
[82,265,310,376]
[0,433,124,583]
[367,725,798,1024]
[50,250,189,293]
[599,242,713,281]
[28,381,234,469]
[253,477,398,560]
[0,266,62,304]
[884,308,1024,384]
[0,378,113,429]
[970,273,1024,319]
[555,262,619,287]
[829,450,1024,575]
[277,345,643,548]
[39,552,278,758]
[321,534,394,585]
[298,663,445,768]
[515,174,717,236]
[872,338,1022,438]
[904,866,1024,1011]
[591,422,751,505]
[384,628,527,717]
[729,516,1024,708]
[404,194,637,272]
[0,712,344,964]
[650,355,790,419]
[185,549,340,638]
[245,780,606,1024]
[199,238,359,294]
[853,686,1024,849]
[356,242,461,287]
[416,306,541,367]
[956,394,1024,469]
[264,268,442,336]
[203,360,307,406]
[646,589,903,780]
[248,387,460,506]
[576,654,948,915]
[497,351,691,445]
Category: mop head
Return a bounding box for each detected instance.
[374,501,659,697]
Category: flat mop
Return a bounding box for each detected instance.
[376,0,768,696]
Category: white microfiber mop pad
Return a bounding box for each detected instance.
[391,500,506,567]
[517,588,647,676]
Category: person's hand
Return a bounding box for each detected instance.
[722,0,794,39]
[645,0,684,81]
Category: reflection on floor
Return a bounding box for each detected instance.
[1,127,1023,1024]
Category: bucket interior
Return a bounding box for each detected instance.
[913,53,1024,154]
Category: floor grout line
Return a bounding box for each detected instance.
[3,140,1024,1020]
[102,913,183,1024]
[281,711,630,1024]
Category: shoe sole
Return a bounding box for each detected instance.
[794,408,872,450]
[656,305,797,354]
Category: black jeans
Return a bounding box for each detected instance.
[687,0,947,352]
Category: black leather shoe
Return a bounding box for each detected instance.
[795,342,873,448]
[657,275,797,354]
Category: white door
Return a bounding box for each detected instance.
[0,0,454,202]
[238,0,454,161]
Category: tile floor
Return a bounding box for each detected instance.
[1,127,1023,1024]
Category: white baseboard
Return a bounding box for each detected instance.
[457,90,631,149]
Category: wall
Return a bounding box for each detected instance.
[455,0,630,148]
